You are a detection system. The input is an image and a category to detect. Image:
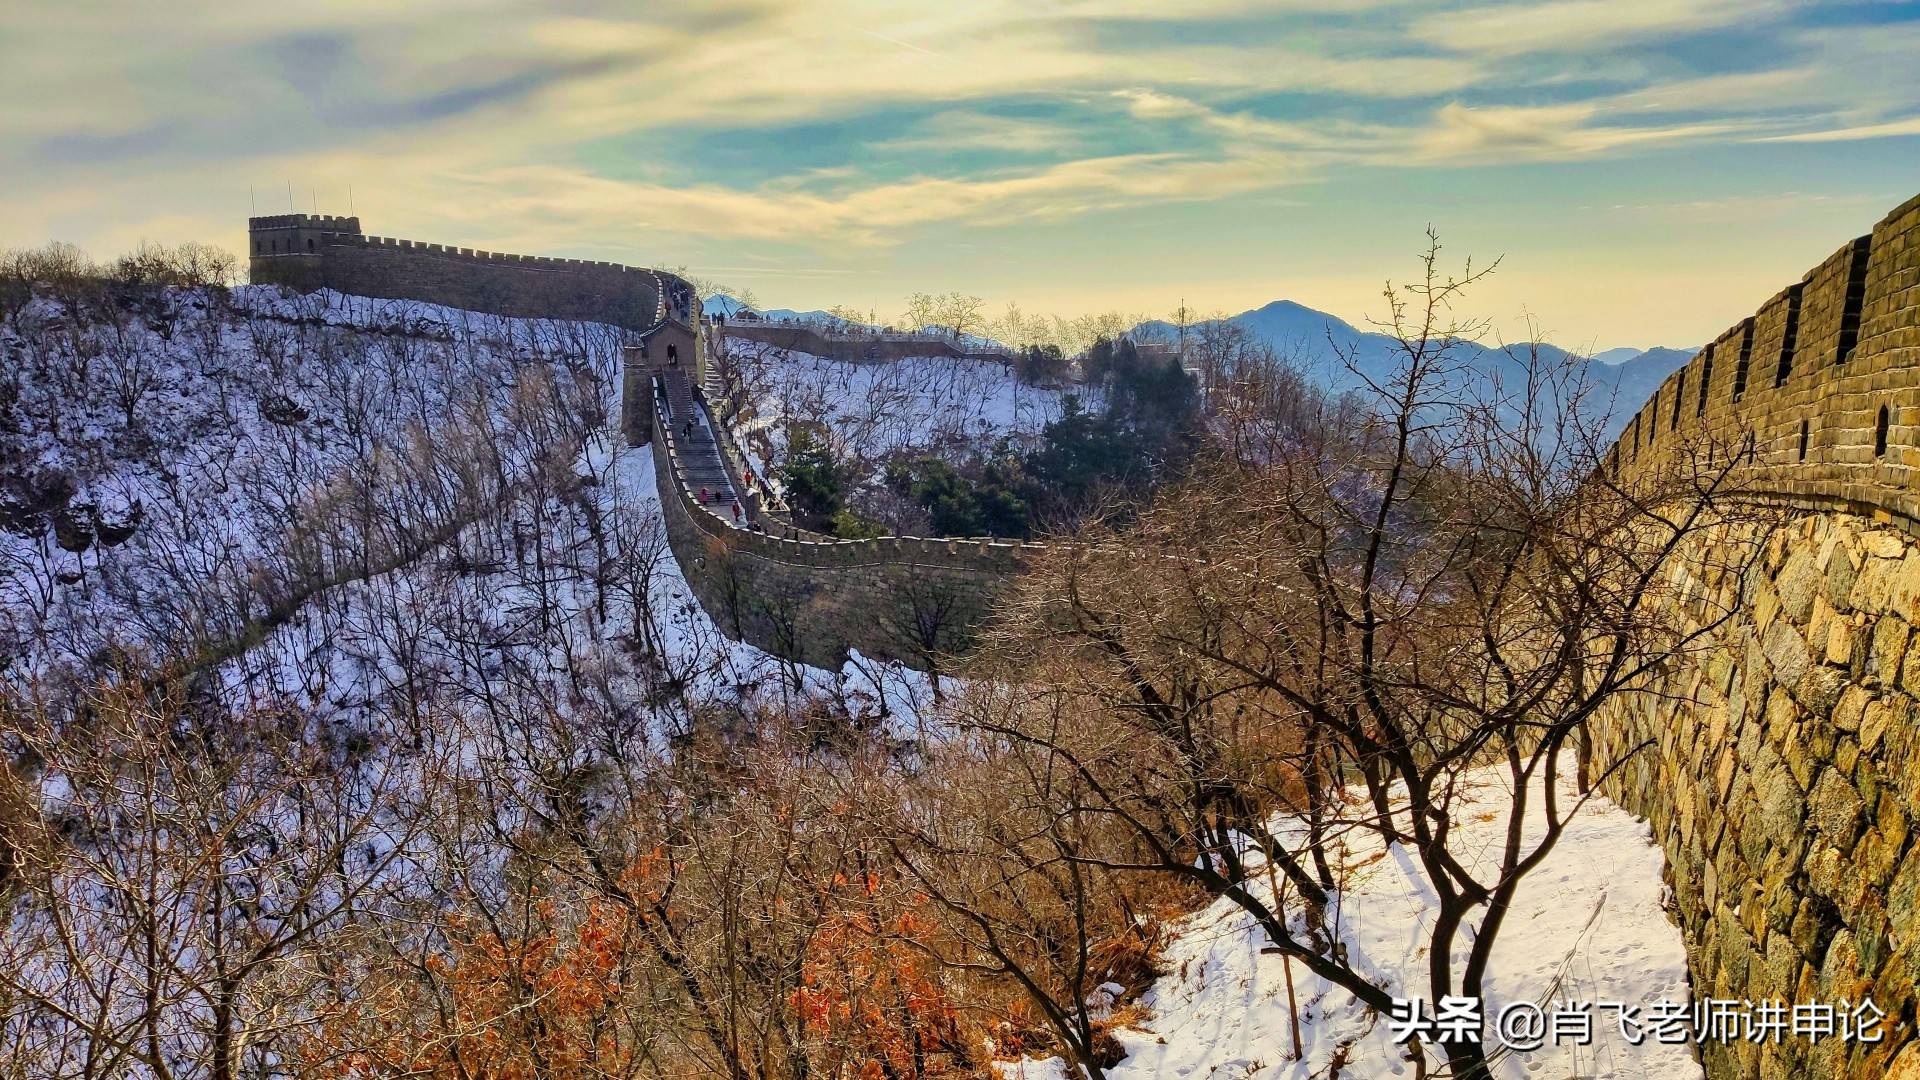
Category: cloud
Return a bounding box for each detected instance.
[1110,89,1760,167]
[863,110,1080,156]
[1760,115,1920,142]
[1,0,1916,342]
[1580,191,1891,222]
[439,144,1309,249]
[1411,102,1749,162]
[1412,0,1790,57]
[1113,89,1397,153]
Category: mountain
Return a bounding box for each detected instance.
[704,293,752,317]
[1135,300,1693,441]
[704,293,840,324]
[709,291,1690,441]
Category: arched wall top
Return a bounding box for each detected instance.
[1615,192,1920,528]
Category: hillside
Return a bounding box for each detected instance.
[0,283,930,716]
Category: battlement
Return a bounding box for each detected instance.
[246,215,690,333]
[248,214,363,234]
[325,232,650,275]
[1614,190,1920,530]
[722,319,1015,365]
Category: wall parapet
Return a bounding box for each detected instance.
[247,216,687,332]
[1587,189,1920,1079]
[1614,192,1920,528]
[648,385,1028,669]
[722,321,1015,365]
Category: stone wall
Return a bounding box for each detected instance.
[1591,191,1920,1078]
[722,321,1015,365]
[646,380,1033,670]
[247,214,682,332]
[1618,193,1920,519]
[247,214,1021,669]
[1590,512,1920,1079]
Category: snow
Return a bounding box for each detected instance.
[731,342,1063,468]
[1012,769,1700,1080]
[2,282,935,730]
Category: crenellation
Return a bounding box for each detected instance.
[1611,200,1920,530]
[247,215,697,334]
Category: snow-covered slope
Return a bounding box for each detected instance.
[721,338,1065,525]
[1005,769,1700,1080]
[738,346,1061,456]
[3,285,629,683]
[1,283,930,724]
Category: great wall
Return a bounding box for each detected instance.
[252,197,1920,1078]
[250,215,1036,670]
[720,315,1016,365]
[1591,191,1920,1080]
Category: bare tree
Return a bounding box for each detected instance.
[947,234,1769,1077]
[0,677,436,1080]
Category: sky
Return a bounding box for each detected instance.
[3,0,1920,350]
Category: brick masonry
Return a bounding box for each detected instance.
[645,376,1033,670]
[1618,193,1920,518]
[1596,192,1920,1079]
[247,214,685,332]
[721,321,1015,365]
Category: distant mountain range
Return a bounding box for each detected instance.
[707,294,1694,441]
[706,295,837,323]
[1134,300,1695,440]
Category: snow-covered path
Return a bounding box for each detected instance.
[1006,769,1700,1080]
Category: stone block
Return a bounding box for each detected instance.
[1901,632,1920,695]
[1794,666,1849,715]
[1809,770,1863,841]
[1896,554,1920,622]
[1763,620,1814,689]
[1862,530,1908,559]
[1779,548,1823,623]
[1883,1032,1920,1079]
[1828,616,1858,666]
[1870,616,1910,685]
[1827,541,1858,611]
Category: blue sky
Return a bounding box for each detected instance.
[4,0,1919,347]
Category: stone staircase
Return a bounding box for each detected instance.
[659,368,741,513]
[702,355,727,411]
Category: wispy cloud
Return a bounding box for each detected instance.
[1760,115,1920,142]
[863,110,1080,156]
[1,0,1917,353]
[1412,0,1792,57]
[1411,102,1752,163]
[441,145,1310,249]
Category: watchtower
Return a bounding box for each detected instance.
[248,214,363,287]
